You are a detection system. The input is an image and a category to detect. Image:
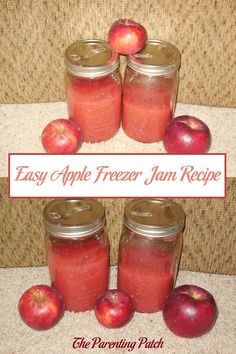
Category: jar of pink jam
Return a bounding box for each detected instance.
[122,39,181,143]
[65,39,122,143]
[118,198,185,313]
[43,199,109,312]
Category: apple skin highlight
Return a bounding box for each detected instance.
[94,289,134,329]
[163,284,218,338]
[108,19,147,55]
[163,115,211,154]
[18,285,65,330]
[41,118,82,154]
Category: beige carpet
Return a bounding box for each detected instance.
[0,102,235,177]
[0,266,235,354]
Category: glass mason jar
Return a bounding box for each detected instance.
[118,198,185,313]
[65,39,122,143]
[122,39,181,143]
[43,199,109,312]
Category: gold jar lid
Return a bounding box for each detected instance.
[43,199,105,238]
[65,39,119,77]
[127,39,181,75]
[124,199,185,237]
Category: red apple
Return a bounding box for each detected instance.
[94,289,134,328]
[163,115,211,154]
[108,19,147,55]
[41,118,82,153]
[18,285,65,330]
[163,284,218,338]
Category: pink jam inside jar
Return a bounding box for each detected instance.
[118,198,185,313]
[43,199,110,312]
[65,39,122,143]
[122,39,181,143]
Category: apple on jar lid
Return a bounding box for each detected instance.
[108,19,147,55]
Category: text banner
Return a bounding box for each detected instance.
[9,153,226,198]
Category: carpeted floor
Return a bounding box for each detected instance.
[0,266,235,354]
[0,102,235,177]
